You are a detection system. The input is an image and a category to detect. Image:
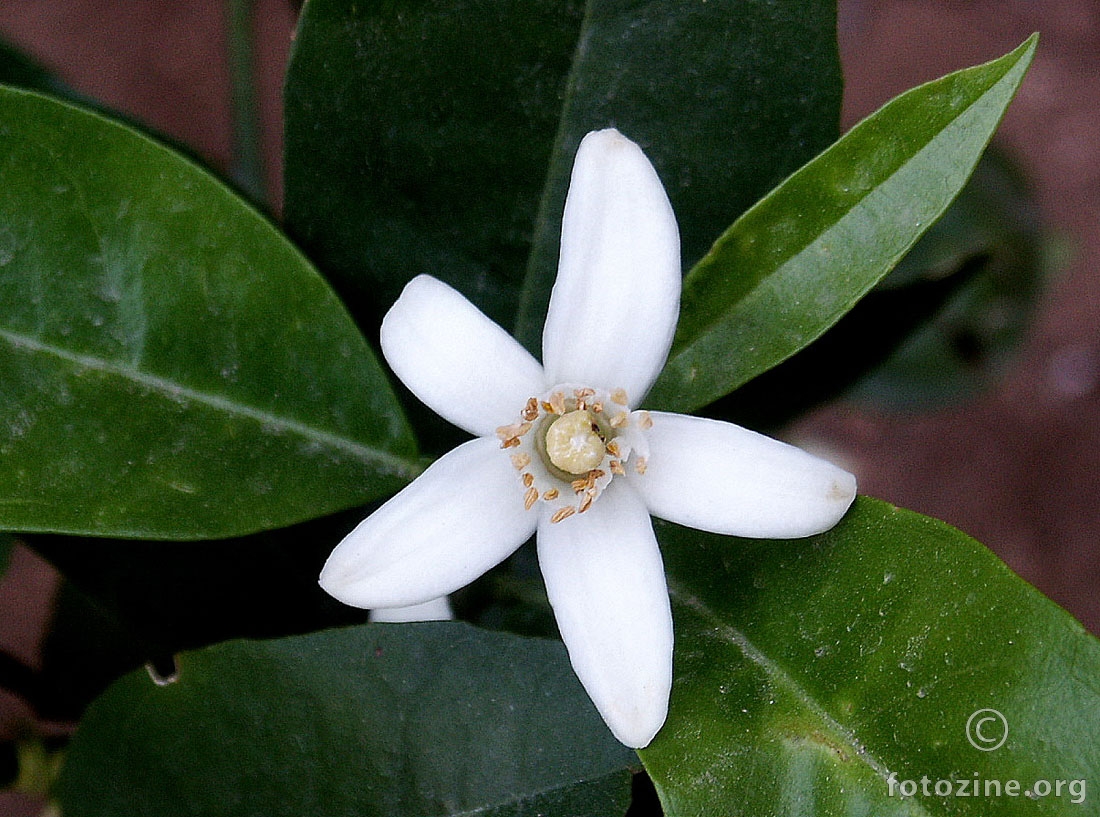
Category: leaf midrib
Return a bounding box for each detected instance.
[0,326,421,477]
[667,579,938,817]
[669,52,1019,361]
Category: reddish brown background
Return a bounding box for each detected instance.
[0,1,1098,812]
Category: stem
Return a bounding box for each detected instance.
[227,0,266,205]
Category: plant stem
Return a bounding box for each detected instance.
[227,0,266,205]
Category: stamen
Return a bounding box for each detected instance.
[548,392,566,415]
[636,411,653,430]
[611,388,629,406]
[501,437,521,449]
[606,440,622,458]
[524,487,539,510]
[522,397,539,422]
[610,459,625,475]
[511,452,531,470]
[495,421,531,441]
[551,506,576,524]
[578,492,594,513]
[635,456,648,475]
[522,472,534,487]
[543,488,559,501]
[609,411,628,428]
[571,477,589,494]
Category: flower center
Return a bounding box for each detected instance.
[495,385,652,523]
[544,410,606,475]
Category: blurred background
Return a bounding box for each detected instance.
[0,0,1097,812]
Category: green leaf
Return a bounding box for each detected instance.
[645,35,1039,413]
[283,0,841,346]
[0,87,418,540]
[847,149,1051,409]
[513,0,842,350]
[641,497,1100,816]
[284,0,585,328]
[56,623,636,816]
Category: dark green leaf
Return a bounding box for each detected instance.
[513,0,841,350]
[641,497,1100,816]
[56,623,635,816]
[646,35,1039,413]
[283,0,840,348]
[283,0,585,328]
[0,87,418,539]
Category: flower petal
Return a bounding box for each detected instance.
[629,412,857,538]
[368,596,454,623]
[542,129,681,404]
[320,438,536,608]
[537,481,673,748]
[381,275,546,436]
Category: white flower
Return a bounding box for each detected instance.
[320,128,857,748]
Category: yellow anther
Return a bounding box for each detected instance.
[550,506,576,524]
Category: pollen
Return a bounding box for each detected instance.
[502,383,653,522]
[550,506,576,524]
[522,397,539,422]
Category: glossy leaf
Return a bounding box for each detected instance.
[847,149,1051,409]
[284,0,585,328]
[283,0,841,345]
[640,497,1100,816]
[645,35,1038,413]
[56,623,636,816]
[513,0,841,350]
[705,149,1051,432]
[0,87,418,539]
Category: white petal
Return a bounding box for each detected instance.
[369,596,454,623]
[542,129,681,404]
[629,412,857,538]
[320,438,536,608]
[537,481,673,748]
[381,275,546,436]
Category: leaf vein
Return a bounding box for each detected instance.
[0,327,420,477]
